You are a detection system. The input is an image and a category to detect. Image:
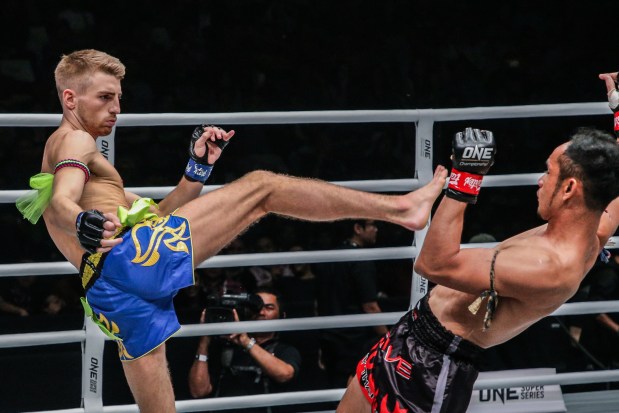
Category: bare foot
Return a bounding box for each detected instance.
[400,165,447,230]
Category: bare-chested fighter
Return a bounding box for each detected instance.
[15,49,447,413]
[338,126,619,412]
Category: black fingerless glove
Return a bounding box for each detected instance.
[184,124,229,183]
[445,128,496,204]
[76,209,106,254]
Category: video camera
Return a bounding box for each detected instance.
[205,293,264,323]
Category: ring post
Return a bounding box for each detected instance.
[81,315,106,413]
[96,126,116,166]
[411,116,435,308]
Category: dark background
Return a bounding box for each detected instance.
[0,0,617,411]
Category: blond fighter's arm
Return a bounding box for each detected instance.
[155,125,235,216]
[47,130,121,252]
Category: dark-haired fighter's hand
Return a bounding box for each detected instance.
[599,71,619,138]
[446,127,496,204]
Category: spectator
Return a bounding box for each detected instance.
[0,275,48,316]
[274,244,317,318]
[221,238,257,294]
[189,287,301,413]
[249,235,287,288]
[579,253,619,369]
[314,219,388,388]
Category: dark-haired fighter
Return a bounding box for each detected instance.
[17,49,447,413]
[338,127,619,412]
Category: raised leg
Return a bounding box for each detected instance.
[337,377,371,413]
[178,166,447,264]
[122,344,175,413]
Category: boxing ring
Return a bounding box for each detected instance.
[2,102,619,412]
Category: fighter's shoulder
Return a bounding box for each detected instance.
[498,241,562,274]
[46,129,98,163]
[56,129,97,148]
[496,243,573,300]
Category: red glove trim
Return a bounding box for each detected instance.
[614,111,619,136]
[448,168,484,195]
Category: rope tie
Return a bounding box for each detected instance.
[468,249,500,331]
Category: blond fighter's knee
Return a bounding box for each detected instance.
[242,169,279,184]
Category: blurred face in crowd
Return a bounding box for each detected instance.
[255,292,280,321]
[356,220,378,246]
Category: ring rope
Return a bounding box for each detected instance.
[2,236,617,278]
[0,102,610,128]
[3,300,619,349]
[24,368,619,413]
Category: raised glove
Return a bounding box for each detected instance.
[446,127,496,204]
[76,209,106,254]
[185,125,229,183]
[608,75,619,137]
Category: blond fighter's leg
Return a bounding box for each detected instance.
[179,167,447,264]
[337,378,372,413]
[122,344,175,413]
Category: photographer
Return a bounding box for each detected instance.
[188,287,301,412]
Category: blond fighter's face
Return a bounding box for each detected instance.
[72,71,122,138]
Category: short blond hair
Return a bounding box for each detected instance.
[54,49,125,100]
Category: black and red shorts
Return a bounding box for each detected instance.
[356,294,483,413]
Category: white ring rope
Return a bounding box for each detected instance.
[3,300,619,349]
[3,103,619,412]
[24,368,619,413]
[0,102,611,127]
[2,236,618,278]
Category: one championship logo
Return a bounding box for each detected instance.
[462,146,493,161]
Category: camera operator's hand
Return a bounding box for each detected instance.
[227,309,254,349]
[190,309,213,398]
[197,309,211,352]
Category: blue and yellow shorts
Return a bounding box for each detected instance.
[79,214,195,361]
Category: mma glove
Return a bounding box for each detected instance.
[184,124,229,183]
[608,74,619,138]
[76,209,107,254]
[446,127,496,204]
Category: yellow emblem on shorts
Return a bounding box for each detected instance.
[130,216,190,267]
